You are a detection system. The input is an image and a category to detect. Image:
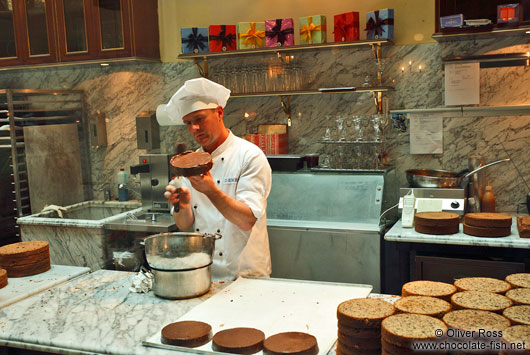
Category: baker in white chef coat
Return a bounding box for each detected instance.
[163,78,272,281]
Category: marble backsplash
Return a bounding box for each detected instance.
[1,36,529,212]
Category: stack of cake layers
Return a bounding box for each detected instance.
[0,241,51,277]
[463,212,512,237]
[501,274,530,353]
[336,298,395,354]
[0,268,6,288]
[414,212,460,235]
[517,216,530,238]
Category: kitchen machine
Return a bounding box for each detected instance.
[398,158,510,215]
[105,154,177,233]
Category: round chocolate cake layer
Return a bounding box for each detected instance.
[212,327,265,354]
[454,277,511,294]
[170,151,213,177]
[337,298,395,328]
[263,332,318,355]
[394,295,452,318]
[464,212,513,228]
[160,320,212,347]
[506,273,530,288]
[4,257,50,278]
[0,241,49,259]
[414,212,460,227]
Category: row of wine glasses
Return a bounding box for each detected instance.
[322,114,386,142]
[210,62,304,94]
[319,144,383,170]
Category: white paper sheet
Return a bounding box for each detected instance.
[143,277,372,355]
[444,62,480,106]
[409,113,443,154]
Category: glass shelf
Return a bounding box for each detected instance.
[177,39,391,59]
[231,87,393,98]
[309,167,389,173]
[316,140,384,144]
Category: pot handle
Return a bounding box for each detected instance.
[203,232,222,240]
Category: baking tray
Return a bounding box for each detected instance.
[143,277,372,354]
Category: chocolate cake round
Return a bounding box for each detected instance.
[263,332,318,355]
[170,151,213,177]
[212,327,265,354]
[506,273,530,288]
[454,277,511,294]
[0,241,49,259]
[337,298,395,328]
[160,320,212,347]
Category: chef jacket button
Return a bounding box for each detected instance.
[217,229,220,233]
[194,205,197,209]
[196,228,199,232]
[217,180,220,184]
[219,252,223,256]
[221,157,224,161]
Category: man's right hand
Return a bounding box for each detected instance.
[164,185,192,211]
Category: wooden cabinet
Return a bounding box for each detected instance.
[0,0,159,67]
[413,255,525,284]
[0,0,57,66]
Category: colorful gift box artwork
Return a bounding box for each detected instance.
[365,8,394,40]
[334,12,360,42]
[209,25,237,52]
[180,27,208,53]
[299,15,326,44]
[237,22,266,49]
[497,4,522,24]
[181,27,209,54]
[265,18,295,47]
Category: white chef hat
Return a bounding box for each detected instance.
[164,78,231,125]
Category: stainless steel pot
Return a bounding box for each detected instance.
[406,158,510,188]
[143,232,221,299]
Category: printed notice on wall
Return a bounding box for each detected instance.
[444,62,480,106]
[409,113,443,154]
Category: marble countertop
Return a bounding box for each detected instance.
[0,270,391,355]
[0,265,90,309]
[385,217,530,249]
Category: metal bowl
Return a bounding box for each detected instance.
[143,232,221,299]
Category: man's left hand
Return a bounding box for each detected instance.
[187,172,219,197]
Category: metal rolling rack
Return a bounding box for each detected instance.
[0,89,90,241]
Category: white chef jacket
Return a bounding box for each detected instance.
[182,131,272,281]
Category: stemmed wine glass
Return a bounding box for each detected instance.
[375,60,386,85]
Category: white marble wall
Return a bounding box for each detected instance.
[1,36,529,211]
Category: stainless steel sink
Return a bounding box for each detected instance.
[18,200,142,225]
[17,200,143,271]
[104,209,177,232]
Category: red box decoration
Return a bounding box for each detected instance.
[334,12,360,42]
[497,4,522,24]
[209,25,237,52]
[247,134,288,154]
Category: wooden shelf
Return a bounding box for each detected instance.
[177,39,391,59]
